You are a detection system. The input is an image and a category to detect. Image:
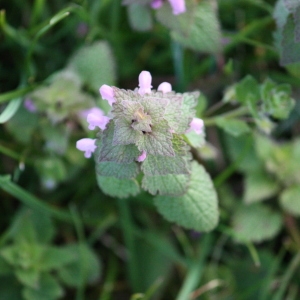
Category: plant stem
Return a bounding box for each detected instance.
[204,106,249,126]
[118,199,140,292]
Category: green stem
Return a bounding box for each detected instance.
[204,106,249,126]
[172,41,185,92]
[272,253,300,300]
[213,135,251,187]
[0,85,37,104]
[0,175,73,222]
[176,234,212,300]
[118,199,140,291]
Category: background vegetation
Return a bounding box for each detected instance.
[1,0,300,299]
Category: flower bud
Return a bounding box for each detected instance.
[138,71,152,95]
[158,82,172,93]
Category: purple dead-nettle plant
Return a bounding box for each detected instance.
[151,0,186,15]
[76,70,204,196]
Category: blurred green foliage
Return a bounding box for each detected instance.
[1,0,300,299]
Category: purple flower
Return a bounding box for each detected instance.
[151,0,163,9]
[151,0,186,15]
[87,113,110,130]
[158,82,172,93]
[138,71,152,95]
[99,85,116,106]
[76,138,97,158]
[137,150,147,162]
[187,118,204,134]
[168,0,186,15]
[78,107,104,119]
[24,98,37,112]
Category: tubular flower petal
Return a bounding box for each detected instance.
[99,85,116,106]
[137,150,147,162]
[151,0,163,9]
[78,107,104,119]
[158,82,172,93]
[87,113,110,130]
[138,71,152,95]
[76,138,97,158]
[187,118,204,135]
[168,0,186,15]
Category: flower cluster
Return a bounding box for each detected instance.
[76,71,204,196]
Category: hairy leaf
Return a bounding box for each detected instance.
[96,161,139,179]
[136,120,174,156]
[127,4,153,32]
[141,154,190,176]
[142,173,189,196]
[96,175,140,198]
[98,122,140,163]
[68,41,116,91]
[154,162,219,231]
[232,203,282,243]
[156,0,221,53]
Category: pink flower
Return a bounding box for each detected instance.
[137,150,147,162]
[151,0,163,9]
[187,118,204,134]
[158,82,172,93]
[151,0,186,15]
[24,98,37,112]
[87,113,110,130]
[99,85,116,106]
[168,0,186,15]
[78,107,104,119]
[76,138,97,158]
[138,71,152,95]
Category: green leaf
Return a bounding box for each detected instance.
[154,162,219,231]
[136,120,174,156]
[260,79,295,119]
[57,244,101,287]
[0,98,22,123]
[215,118,251,137]
[185,130,206,148]
[279,185,300,216]
[243,169,280,204]
[127,4,153,32]
[280,13,300,65]
[5,105,39,144]
[232,203,283,243]
[98,122,140,163]
[113,118,140,145]
[96,175,140,198]
[15,268,40,289]
[235,75,260,108]
[68,41,116,91]
[156,0,221,53]
[141,154,190,176]
[22,273,63,300]
[38,246,77,271]
[175,92,199,133]
[96,161,139,179]
[142,173,189,196]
